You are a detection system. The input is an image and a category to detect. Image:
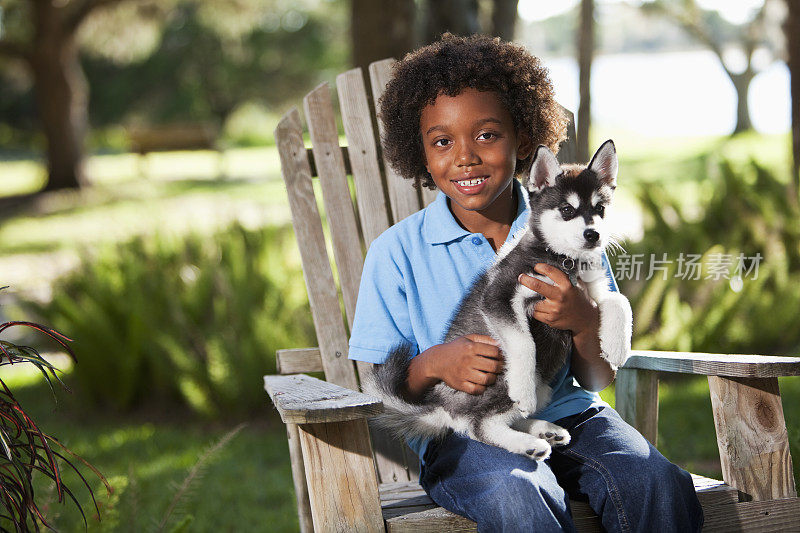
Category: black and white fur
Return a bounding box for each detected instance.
[364,140,633,460]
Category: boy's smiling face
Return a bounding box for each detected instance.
[420,88,531,221]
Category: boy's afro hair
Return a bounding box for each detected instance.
[379,33,568,190]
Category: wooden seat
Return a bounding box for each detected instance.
[266,58,800,532]
[380,474,741,532]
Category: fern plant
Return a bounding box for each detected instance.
[0,289,107,531]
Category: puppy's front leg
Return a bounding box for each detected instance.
[472,413,552,460]
[488,317,539,416]
[582,275,632,369]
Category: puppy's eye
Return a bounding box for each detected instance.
[559,205,575,218]
[594,204,605,216]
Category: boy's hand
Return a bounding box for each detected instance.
[518,263,599,336]
[416,334,504,396]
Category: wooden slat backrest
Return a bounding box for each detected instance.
[303,84,365,331]
[275,108,359,392]
[336,68,392,246]
[368,59,424,223]
[337,65,419,483]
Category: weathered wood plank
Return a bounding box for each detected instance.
[421,186,438,207]
[368,418,415,484]
[306,147,351,178]
[557,106,579,164]
[702,497,800,532]
[384,505,475,532]
[298,418,384,533]
[691,473,741,507]
[274,109,358,391]
[336,68,391,247]
[708,376,797,501]
[338,67,420,485]
[624,351,800,377]
[368,58,421,223]
[264,374,382,425]
[615,368,659,445]
[304,84,364,329]
[287,423,314,533]
[277,348,324,375]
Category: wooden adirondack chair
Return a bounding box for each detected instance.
[264,59,800,532]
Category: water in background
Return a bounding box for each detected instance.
[543,50,790,137]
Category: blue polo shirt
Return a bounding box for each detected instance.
[348,179,616,462]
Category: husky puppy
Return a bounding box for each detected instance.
[364,140,633,460]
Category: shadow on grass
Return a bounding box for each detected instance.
[9,377,300,532]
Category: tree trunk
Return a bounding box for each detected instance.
[31,2,89,191]
[577,0,594,162]
[351,0,416,73]
[490,0,519,41]
[785,0,800,201]
[730,70,755,135]
[424,0,480,44]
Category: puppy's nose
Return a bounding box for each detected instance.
[583,229,600,244]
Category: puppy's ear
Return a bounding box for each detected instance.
[588,140,618,188]
[528,145,561,193]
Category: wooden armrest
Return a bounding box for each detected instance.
[622,350,800,378]
[264,373,383,424]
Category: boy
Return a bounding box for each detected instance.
[348,33,702,532]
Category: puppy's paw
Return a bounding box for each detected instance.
[508,435,552,461]
[513,418,570,447]
[530,420,571,447]
[597,294,633,369]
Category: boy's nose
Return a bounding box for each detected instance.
[456,144,480,166]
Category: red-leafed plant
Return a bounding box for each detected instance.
[0,288,108,531]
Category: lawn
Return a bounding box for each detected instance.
[5,369,300,532]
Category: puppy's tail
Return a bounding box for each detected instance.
[362,344,451,441]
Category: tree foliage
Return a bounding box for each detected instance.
[0,0,347,190]
[85,1,346,128]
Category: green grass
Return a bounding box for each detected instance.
[0,148,289,258]
[7,372,299,532]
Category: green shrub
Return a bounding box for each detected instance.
[27,224,316,416]
[615,160,800,355]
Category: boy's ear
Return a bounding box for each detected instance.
[528,145,561,193]
[588,139,618,188]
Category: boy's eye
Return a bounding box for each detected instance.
[559,205,575,218]
[477,132,496,141]
[433,138,451,147]
[594,204,605,216]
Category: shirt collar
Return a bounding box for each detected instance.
[422,179,530,245]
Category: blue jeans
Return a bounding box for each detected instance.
[420,406,703,533]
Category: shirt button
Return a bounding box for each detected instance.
[471,236,482,245]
